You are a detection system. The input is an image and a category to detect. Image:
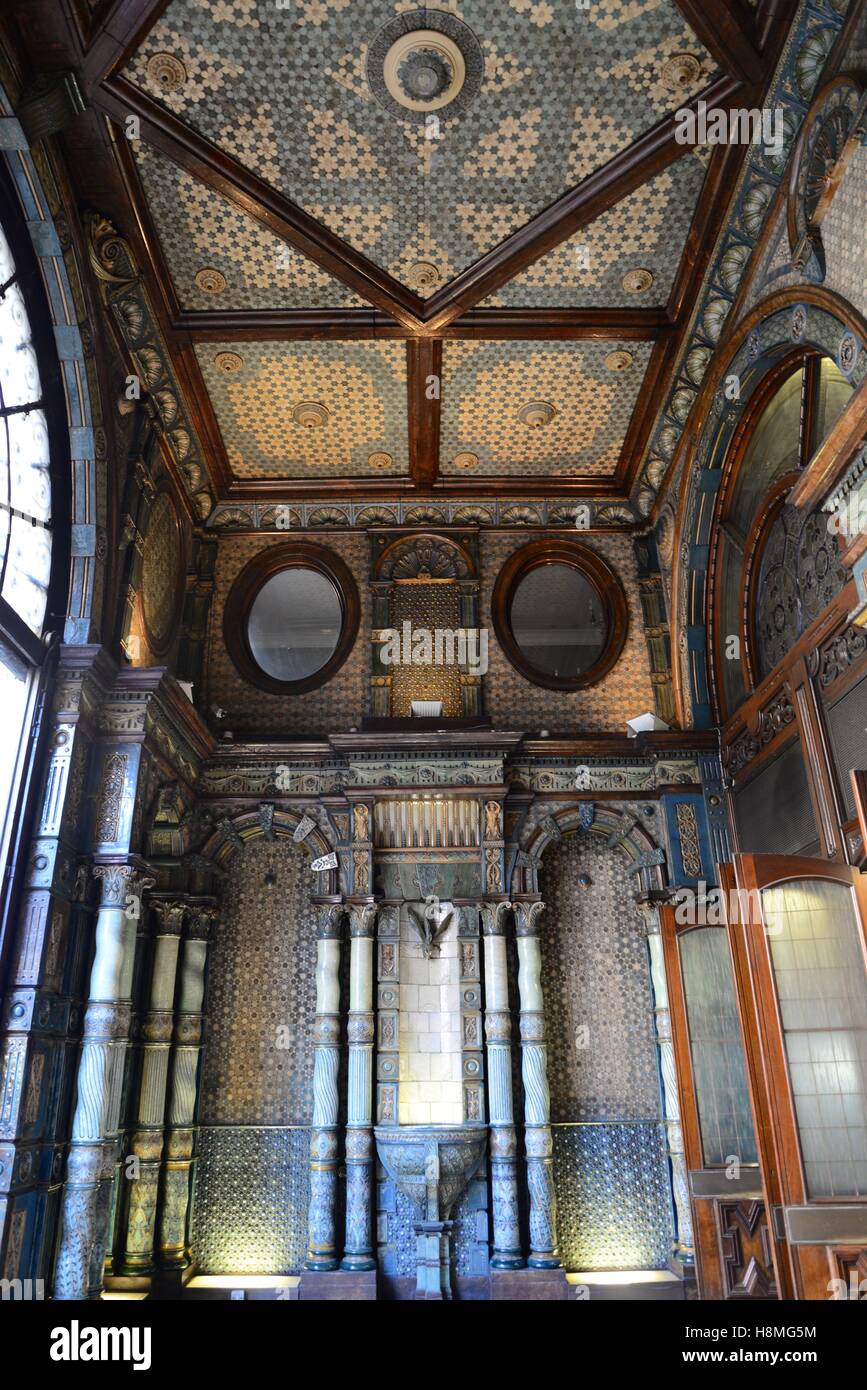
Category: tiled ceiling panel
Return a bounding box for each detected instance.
[134,144,364,309]
[439,339,653,476]
[196,341,408,479]
[482,152,709,308]
[124,0,717,297]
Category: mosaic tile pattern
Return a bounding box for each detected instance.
[539,835,661,1122]
[553,1123,672,1270]
[134,144,364,309]
[479,531,656,730]
[190,1126,310,1274]
[377,1172,490,1278]
[125,0,716,293]
[204,531,371,735]
[199,840,318,1125]
[483,155,708,308]
[823,144,867,318]
[196,341,407,478]
[440,340,653,475]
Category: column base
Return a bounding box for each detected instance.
[528,1254,562,1269]
[340,1254,376,1272]
[304,1256,340,1272]
[490,1253,526,1270]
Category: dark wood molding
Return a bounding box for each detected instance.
[673,0,764,86]
[172,306,674,342]
[667,142,748,325]
[222,540,361,697]
[418,76,748,333]
[621,337,680,492]
[490,537,629,692]
[220,473,627,503]
[407,339,442,487]
[80,0,172,87]
[90,76,427,330]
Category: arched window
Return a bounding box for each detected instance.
[710,351,853,720]
[0,172,68,876]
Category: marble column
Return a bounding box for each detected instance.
[641,901,694,1263]
[513,900,560,1270]
[342,902,377,1271]
[481,900,523,1269]
[305,902,344,1271]
[157,902,214,1268]
[119,898,185,1273]
[53,861,153,1299]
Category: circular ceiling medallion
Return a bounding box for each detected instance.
[605,350,634,372]
[147,52,187,92]
[453,451,479,469]
[195,267,227,295]
[214,351,244,374]
[517,400,556,428]
[662,53,702,92]
[621,268,654,294]
[368,452,393,469]
[292,401,330,429]
[407,260,441,290]
[367,11,484,123]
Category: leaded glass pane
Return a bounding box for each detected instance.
[763,879,867,1198]
[8,408,50,522]
[679,928,759,1167]
[2,516,50,632]
[0,280,41,408]
[0,222,14,284]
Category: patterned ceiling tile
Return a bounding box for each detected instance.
[125,0,717,296]
[196,340,408,479]
[483,153,708,308]
[439,339,653,476]
[134,144,364,309]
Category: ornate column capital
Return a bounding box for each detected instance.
[149,898,186,936]
[316,902,344,939]
[480,900,511,936]
[185,903,217,941]
[349,903,377,938]
[513,900,545,937]
[92,861,154,911]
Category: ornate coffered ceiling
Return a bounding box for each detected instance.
[3,0,811,515]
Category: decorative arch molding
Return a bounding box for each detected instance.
[199,804,340,895]
[373,531,477,582]
[671,284,867,728]
[510,801,667,899]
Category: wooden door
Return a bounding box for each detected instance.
[725,855,867,1299]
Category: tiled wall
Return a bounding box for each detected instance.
[398,910,463,1124]
[204,529,653,735]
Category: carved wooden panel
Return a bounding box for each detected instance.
[716,1199,778,1300]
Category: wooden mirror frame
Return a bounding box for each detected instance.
[490,538,628,691]
[223,540,360,696]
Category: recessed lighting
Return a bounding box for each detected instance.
[147,53,187,92]
[517,400,556,428]
[195,267,227,294]
[621,268,654,294]
[605,350,634,372]
[214,351,243,373]
[292,401,330,429]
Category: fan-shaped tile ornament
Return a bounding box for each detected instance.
[594,504,635,526]
[671,387,696,423]
[702,299,729,343]
[741,180,772,238]
[644,457,667,489]
[685,346,712,386]
[260,506,302,529]
[453,505,492,524]
[355,506,398,527]
[404,506,447,525]
[637,488,655,516]
[308,506,348,527]
[501,505,541,526]
[717,242,750,295]
[218,508,254,529]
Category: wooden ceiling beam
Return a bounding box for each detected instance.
[79,0,173,85]
[407,339,442,488]
[672,0,765,86]
[89,75,427,331]
[172,306,675,341]
[418,76,747,333]
[222,473,627,503]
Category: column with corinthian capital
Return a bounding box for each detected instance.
[53,860,153,1299]
[481,900,524,1269]
[341,902,377,1271]
[513,899,561,1270]
[640,899,694,1265]
[157,901,215,1269]
[119,897,185,1273]
[305,902,344,1270]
